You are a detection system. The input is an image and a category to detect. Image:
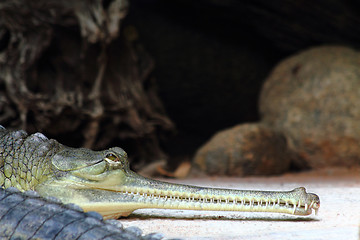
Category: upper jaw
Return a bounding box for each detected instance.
[75,172,321,217]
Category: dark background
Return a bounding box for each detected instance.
[125,0,360,166]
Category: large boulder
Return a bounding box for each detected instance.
[193,45,360,176]
[260,45,360,168]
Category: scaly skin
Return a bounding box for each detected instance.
[0,127,320,219]
[0,187,161,240]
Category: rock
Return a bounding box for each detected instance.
[260,45,360,169]
[193,124,290,176]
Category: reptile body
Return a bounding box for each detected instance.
[0,126,320,220]
[0,187,162,240]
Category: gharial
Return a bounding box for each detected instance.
[0,126,320,235]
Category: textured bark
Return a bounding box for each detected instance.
[0,0,174,166]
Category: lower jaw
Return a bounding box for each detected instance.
[78,195,312,219]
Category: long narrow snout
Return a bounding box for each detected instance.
[52,169,320,219]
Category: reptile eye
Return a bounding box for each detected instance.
[105,153,120,163]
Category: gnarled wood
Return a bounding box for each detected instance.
[0,0,174,166]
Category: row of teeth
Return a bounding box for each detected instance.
[123,191,311,212]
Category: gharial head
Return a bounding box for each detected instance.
[50,146,130,182]
[36,145,138,194]
[33,144,320,219]
[35,145,155,218]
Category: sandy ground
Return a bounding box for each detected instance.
[119,168,360,240]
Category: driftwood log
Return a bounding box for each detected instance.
[0,0,174,167]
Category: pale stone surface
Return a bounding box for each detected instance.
[119,168,360,239]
